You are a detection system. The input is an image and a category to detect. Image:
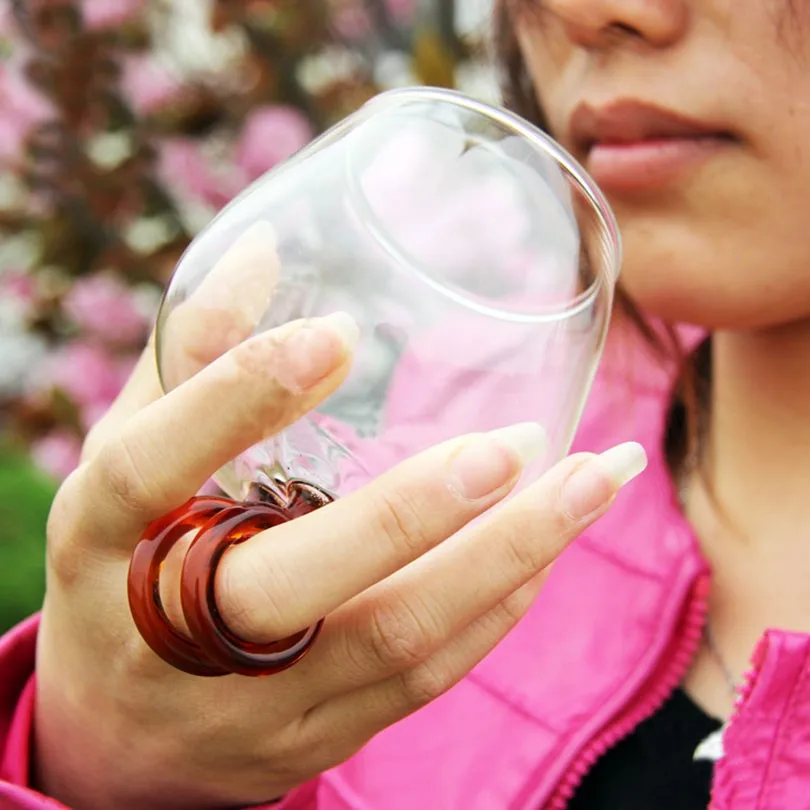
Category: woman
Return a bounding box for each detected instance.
[2,0,809,807]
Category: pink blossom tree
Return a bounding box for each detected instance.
[0,0,492,479]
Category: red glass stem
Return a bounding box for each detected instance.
[128,481,332,677]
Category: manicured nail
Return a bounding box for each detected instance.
[489,422,548,465]
[598,442,649,488]
[318,311,361,352]
[561,441,648,522]
[274,311,360,392]
[449,422,547,501]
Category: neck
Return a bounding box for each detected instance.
[680,318,810,703]
[702,318,810,546]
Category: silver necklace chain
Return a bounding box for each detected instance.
[679,457,739,761]
[703,622,738,699]
[693,623,737,763]
[678,476,740,701]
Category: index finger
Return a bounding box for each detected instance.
[64,311,359,551]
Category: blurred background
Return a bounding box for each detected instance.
[0,0,497,632]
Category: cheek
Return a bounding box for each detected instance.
[514,13,810,330]
[516,24,573,135]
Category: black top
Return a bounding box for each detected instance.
[566,688,722,810]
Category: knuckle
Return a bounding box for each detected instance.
[366,597,432,671]
[229,335,271,378]
[230,334,284,388]
[369,487,431,560]
[399,659,455,708]
[495,482,576,583]
[253,724,309,774]
[500,517,549,580]
[228,338,297,423]
[93,434,162,517]
[276,719,341,779]
[487,584,538,630]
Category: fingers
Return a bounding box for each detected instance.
[161,222,280,389]
[214,422,548,643]
[303,444,647,699]
[80,222,280,463]
[66,312,359,551]
[303,572,547,757]
[304,445,647,746]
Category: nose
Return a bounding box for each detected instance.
[541,0,689,50]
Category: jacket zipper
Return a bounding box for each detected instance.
[706,634,769,809]
[730,633,767,718]
[545,570,712,810]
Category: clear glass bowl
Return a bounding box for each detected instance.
[156,86,621,505]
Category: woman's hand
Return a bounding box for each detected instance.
[35,279,645,810]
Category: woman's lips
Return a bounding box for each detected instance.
[568,101,736,193]
[585,135,733,193]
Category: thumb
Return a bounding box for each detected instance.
[81,221,281,463]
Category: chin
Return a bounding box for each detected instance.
[618,264,810,333]
[614,217,810,333]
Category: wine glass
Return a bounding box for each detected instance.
[129,86,621,677]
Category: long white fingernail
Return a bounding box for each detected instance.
[448,422,546,501]
[319,311,360,352]
[488,422,547,466]
[561,442,647,522]
[597,442,648,488]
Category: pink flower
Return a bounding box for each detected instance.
[81,0,143,30]
[31,430,83,480]
[44,341,130,415]
[0,4,17,38]
[120,54,184,115]
[0,59,54,164]
[77,351,137,431]
[158,138,241,209]
[236,106,314,182]
[63,274,149,345]
[385,0,416,24]
[332,4,371,39]
[0,271,37,313]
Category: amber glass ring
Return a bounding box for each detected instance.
[128,481,332,677]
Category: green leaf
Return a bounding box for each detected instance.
[412,27,456,89]
[0,448,56,634]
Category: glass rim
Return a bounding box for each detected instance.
[360,86,622,305]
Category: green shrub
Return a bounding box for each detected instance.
[0,448,55,633]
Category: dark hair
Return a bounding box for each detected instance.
[493,0,712,481]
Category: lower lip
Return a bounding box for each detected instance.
[585,136,731,193]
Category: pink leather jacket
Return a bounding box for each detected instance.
[2,344,809,810]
